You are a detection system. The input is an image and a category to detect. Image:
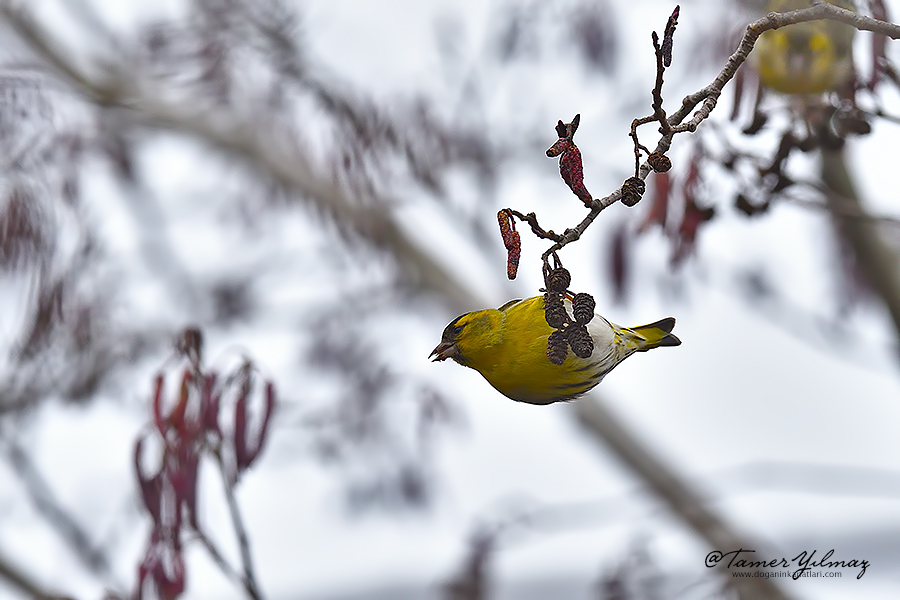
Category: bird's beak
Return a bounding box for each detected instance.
[429,340,457,362]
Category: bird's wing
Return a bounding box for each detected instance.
[497,298,524,312]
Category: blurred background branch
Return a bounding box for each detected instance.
[5,441,114,583]
[0,548,71,600]
[575,398,790,600]
[820,145,900,346]
[0,0,897,598]
[0,1,482,315]
[0,3,796,598]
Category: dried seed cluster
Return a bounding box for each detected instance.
[621,176,646,207]
[571,292,596,325]
[647,152,672,173]
[542,267,595,364]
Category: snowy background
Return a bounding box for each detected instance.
[0,0,899,599]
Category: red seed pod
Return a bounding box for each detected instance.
[506,237,521,280]
[661,5,679,67]
[546,137,571,158]
[498,210,521,280]
[638,172,670,233]
[234,377,277,474]
[134,436,163,525]
[151,551,186,600]
[170,370,192,433]
[152,374,166,437]
[242,382,277,471]
[609,223,630,304]
[173,453,200,528]
[555,119,569,139]
[497,209,513,240]
[176,326,203,367]
[672,193,716,266]
[200,373,221,435]
[559,144,592,203]
[234,390,249,472]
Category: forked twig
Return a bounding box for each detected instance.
[507,3,900,270]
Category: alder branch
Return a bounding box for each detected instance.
[2,6,891,600]
[506,209,563,243]
[537,2,900,261]
[630,6,679,174]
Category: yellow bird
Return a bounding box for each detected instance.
[753,0,855,95]
[430,296,680,404]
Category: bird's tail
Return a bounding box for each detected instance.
[630,317,681,352]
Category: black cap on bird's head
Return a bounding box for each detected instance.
[429,314,467,363]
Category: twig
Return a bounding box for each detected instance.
[541,3,900,261]
[865,105,900,124]
[0,2,483,316]
[780,186,900,230]
[505,209,562,243]
[820,144,900,360]
[5,441,115,582]
[0,7,885,600]
[190,528,246,587]
[630,6,679,174]
[0,545,74,600]
[214,449,264,600]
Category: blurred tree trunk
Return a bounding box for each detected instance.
[820,146,900,344]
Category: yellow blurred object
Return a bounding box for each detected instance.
[430,296,680,404]
[753,0,856,95]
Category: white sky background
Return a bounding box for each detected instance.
[1,0,900,599]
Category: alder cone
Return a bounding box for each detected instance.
[545,267,571,293]
[544,293,569,329]
[547,330,569,365]
[567,325,594,359]
[572,293,596,325]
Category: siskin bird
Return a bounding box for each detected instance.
[430,295,680,405]
[752,0,856,95]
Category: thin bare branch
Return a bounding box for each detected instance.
[0,2,484,315]
[213,449,263,600]
[0,546,73,600]
[780,186,900,230]
[3,6,888,600]
[820,146,900,355]
[190,529,245,587]
[541,2,900,260]
[6,442,114,580]
[506,209,563,243]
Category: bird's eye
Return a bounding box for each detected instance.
[442,315,466,341]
